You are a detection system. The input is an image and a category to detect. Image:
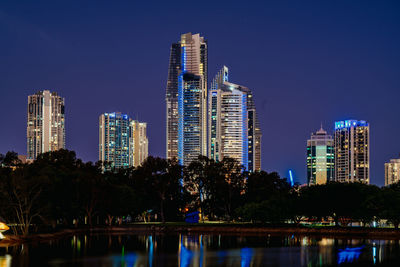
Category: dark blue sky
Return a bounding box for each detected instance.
[1,0,399,185]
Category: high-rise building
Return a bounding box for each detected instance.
[209,66,261,172]
[99,112,131,169]
[166,32,208,165]
[99,112,148,169]
[307,126,334,185]
[27,90,65,160]
[385,157,400,186]
[334,120,369,183]
[130,120,149,167]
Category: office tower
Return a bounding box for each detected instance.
[27,90,65,160]
[130,120,148,167]
[209,66,262,172]
[385,157,400,186]
[334,120,369,183]
[99,112,131,169]
[166,32,208,165]
[166,43,181,161]
[99,112,148,169]
[307,126,334,185]
[247,90,262,172]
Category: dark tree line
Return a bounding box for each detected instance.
[1,149,400,235]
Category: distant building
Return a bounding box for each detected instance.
[334,120,369,184]
[129,120,148,167]
[17,155,33,164]
[209,66,261,172]
[307,126,334,185]
[99,112,148,169]
[27,90,65,160]
[385,157,400,186]
[166,33,208,166]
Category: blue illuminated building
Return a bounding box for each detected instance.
[99,112,148,169]
[167,33,208,165]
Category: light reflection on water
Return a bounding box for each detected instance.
[1,234,400,266]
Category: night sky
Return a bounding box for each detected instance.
[1,1,399,185]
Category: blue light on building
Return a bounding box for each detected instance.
[335,120,368,130]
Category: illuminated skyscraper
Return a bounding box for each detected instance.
[130,120,148,167]
[99,112,148,169]
[209,66,261,172]
[27,90,65,160]
[166,33,208,165]
[385,157,400,186]
[307,126,334,185]
[334,120,369,183]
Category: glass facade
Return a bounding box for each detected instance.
[167,33,208,165]
[179,73,202,166]
[307,127,334,185]
[99,112,148,169]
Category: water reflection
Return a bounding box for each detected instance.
[0,255,11,267]
[1,234,400,266]
[337,246,363,264]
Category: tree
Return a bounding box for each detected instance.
[184,156,219,220]
[0,165,48,235]
[216,157,246,220]
[237,171,292,223]
[381,183,400,229]
[135,157,183,223]
[0,151,21,167]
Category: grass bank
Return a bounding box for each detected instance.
[2,223,400,246]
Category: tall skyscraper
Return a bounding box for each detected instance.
[334,120,370,183]
[27,90,65,160]
[99,112,148,169]
[307,126,334,185]
[130,120,149,167]
[209,66,262,172]
[385,157,400,186]
[166,33,208,166]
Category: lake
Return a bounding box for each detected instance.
[1,233,400,266]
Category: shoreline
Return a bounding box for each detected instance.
[2,224,400,246]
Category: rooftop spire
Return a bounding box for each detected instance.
[316,123,327,135]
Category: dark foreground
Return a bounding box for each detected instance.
[1,225,400,266]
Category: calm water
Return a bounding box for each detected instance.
[1,233,400,266]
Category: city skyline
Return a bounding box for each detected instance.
[1,1,400,185]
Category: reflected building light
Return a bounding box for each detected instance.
[0,255,12,267]
[319,238,334,246]
[200,235,204,267]
[179,238,194,267]
[337,246,364,265]
[110,253,137,267]
[240,248,254,267]
[148,235,154,267]
[373,243,377,265]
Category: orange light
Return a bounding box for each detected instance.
[0,223,9,231]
